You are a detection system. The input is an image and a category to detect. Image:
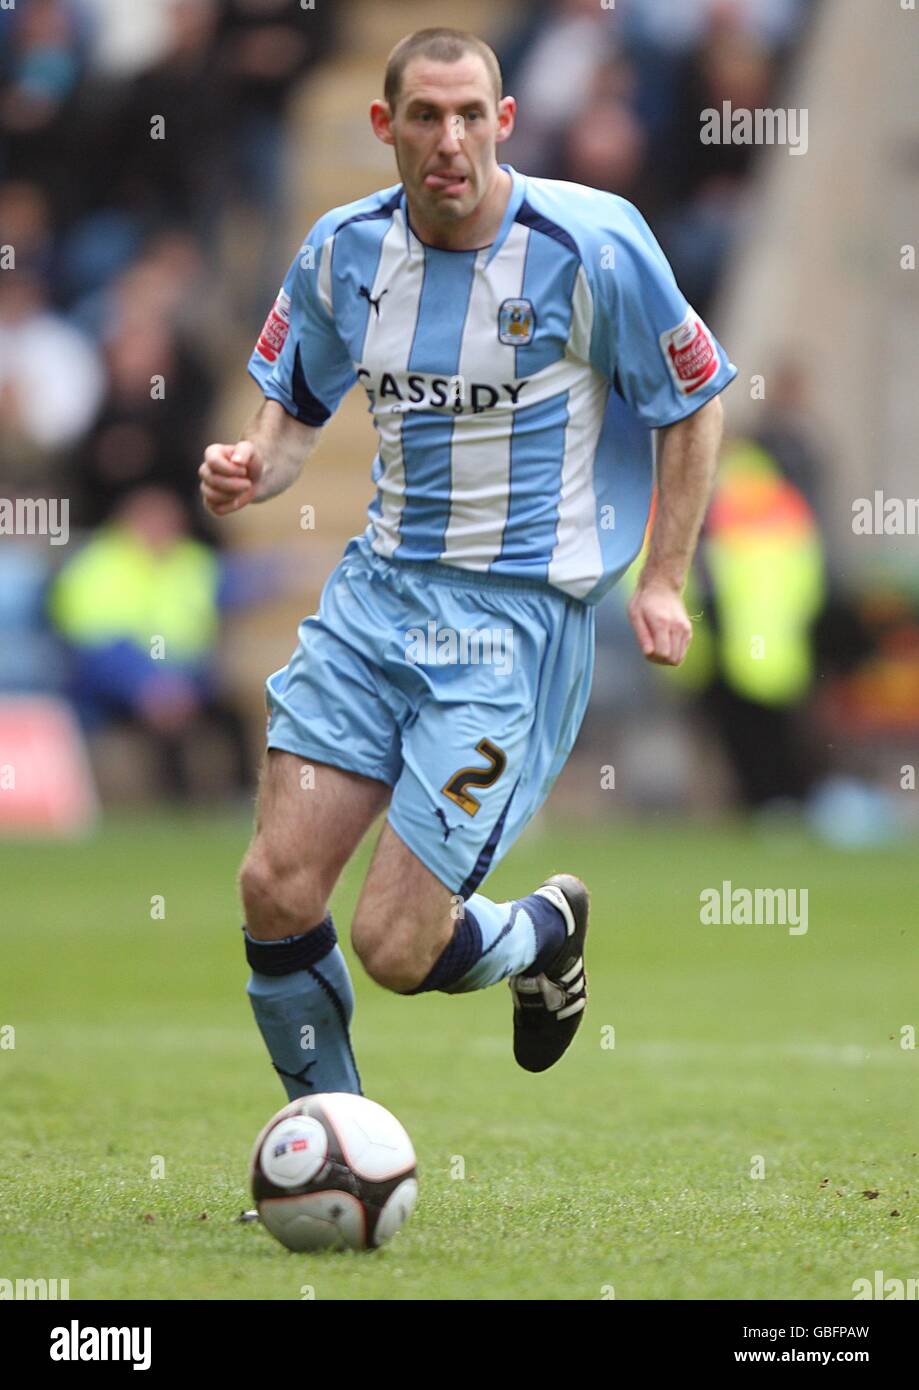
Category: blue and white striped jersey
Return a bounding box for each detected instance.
[248,164,736,604]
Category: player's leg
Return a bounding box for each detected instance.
[240,538,410,1099]
[240,751,390,1099]
[351,819,576,996]
[351,574,596,1069]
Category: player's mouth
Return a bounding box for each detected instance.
[424,170,469,195]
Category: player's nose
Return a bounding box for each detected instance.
[436,117,464,155]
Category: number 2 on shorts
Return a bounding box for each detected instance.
[441,738,507,816]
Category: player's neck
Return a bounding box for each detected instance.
[405,166,513,252]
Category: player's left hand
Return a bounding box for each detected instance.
[627,579,692,666]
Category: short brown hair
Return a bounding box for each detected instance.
[384,28,503,113]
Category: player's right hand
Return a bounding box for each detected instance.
[199,441,263,516]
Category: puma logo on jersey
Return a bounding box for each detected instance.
[359,285,388,317]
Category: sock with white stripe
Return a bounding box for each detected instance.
[407,890,568,995]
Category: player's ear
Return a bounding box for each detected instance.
[495,95,516,146]
[370,99,396,147]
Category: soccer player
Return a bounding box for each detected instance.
[200,28,735,1099]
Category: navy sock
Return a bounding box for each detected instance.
[407,891,568,995]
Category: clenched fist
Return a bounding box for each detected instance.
[199,440,263,516]
[628,578,693,666]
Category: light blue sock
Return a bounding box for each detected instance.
[244,917,361,1099]
[409,891,567,996]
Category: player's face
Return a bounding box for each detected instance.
[379,56,514,226]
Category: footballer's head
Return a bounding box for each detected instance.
[371,29,515,231]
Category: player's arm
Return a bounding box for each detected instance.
[199,400,320,516]
[201,216,357,518]
[628,395,724,666]
[587,198,736,667]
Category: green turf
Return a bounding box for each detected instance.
[1,810,916,1300]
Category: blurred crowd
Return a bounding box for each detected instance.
[497,0,816,315]
[0,0,337,800]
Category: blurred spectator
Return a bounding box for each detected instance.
[100,0,231,246]
[619,0,811,55]
[689,440,826,807]
[648,11,775,313]
[215,0,338,316]
[0,526,65,695]
[819,586,919,735]
[78,0,175,80]
[751,359,825,520]
[555,57,662,215]
[664,12,776,205]
[0,181,57,287]
[67,239,218,532]
[608,437,826,812]
[499,0,621,178]
[216,0,336,209]
[0,0,91,224]
[68,317,216,533]
[68,225,219,342]
[49,487,252,799]
[0,267,105,485]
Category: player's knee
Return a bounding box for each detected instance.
[239,846,325,940]
[239,847,273,921]
[352,924,425,994]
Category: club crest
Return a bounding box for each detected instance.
[498,298,535,346]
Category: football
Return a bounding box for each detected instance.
[249,1093,418,1251]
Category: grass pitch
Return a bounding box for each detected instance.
[1,811,916,1300]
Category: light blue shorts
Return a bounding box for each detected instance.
[265,533,596,896]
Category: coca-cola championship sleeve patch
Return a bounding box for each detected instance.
[658,311,719,396]
[247,226,357,428]
[254,288,291,365]
[584,193,737,428]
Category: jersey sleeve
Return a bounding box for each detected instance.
[247,226,356,427]
[586,199,736,429]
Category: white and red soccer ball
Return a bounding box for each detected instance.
[250,1093,418,1252]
